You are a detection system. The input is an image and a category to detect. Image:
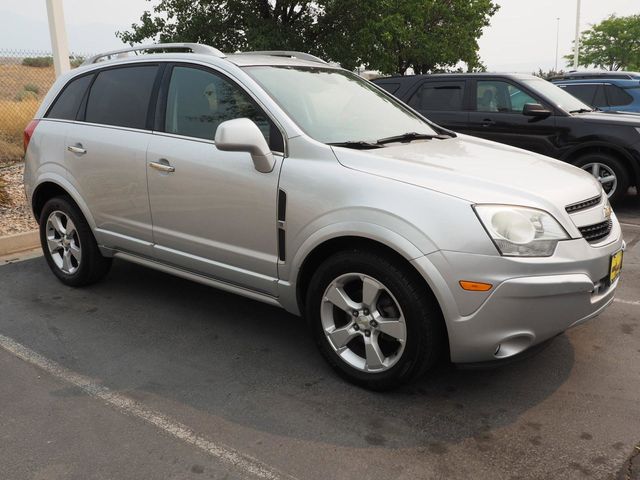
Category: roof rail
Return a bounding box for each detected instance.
[82,43,226,66]
[235,51,327,65]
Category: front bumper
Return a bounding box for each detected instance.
[412,227,624,364]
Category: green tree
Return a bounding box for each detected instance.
[566,15,640,71]
[320,0,498,74]
[118,0,498,75]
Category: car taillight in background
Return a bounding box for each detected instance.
[23,119,40,155]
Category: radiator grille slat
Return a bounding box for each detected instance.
[578,219,612,243]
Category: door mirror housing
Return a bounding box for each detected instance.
[214,118,275,173]
[523,103,552,118]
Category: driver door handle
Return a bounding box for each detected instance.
[481,119,496,127]
[67,145,87,155]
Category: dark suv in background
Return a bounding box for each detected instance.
[550,72,640,114]
[373,73,640,202]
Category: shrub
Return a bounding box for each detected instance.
[23,84,40,95]
[70,57,85,68]
[0,98,39,162]
[0,177,9,208]
[14,90,38,102]
[22,56,54,68]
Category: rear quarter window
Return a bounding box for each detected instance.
[605,84,634,107]
[85,65,159,129]
[46,74,94,120]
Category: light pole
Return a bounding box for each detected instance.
[573,0,581,69]
[555,17,560,72]
[45,0,71,77]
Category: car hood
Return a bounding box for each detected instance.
[332,134,602,210]
[572,110,640,126]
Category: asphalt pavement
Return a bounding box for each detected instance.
[0,208,639,480]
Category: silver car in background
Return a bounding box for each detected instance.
[23,44,624,389]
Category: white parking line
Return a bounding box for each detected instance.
[614,298,640,306]
[620,222,640,229]
[0,333,296,480]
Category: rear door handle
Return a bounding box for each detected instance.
[149,160,175,173]
[481,119,496,127]
[67,145,87,155]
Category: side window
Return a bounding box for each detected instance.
[376,82,401,94]
[85,65,158,129]
[605,84,633,107]
[46,74,94,120]
[561,84,599,106]
[477,81,539,113]
[409,81,465,111]
[164,66,278,149]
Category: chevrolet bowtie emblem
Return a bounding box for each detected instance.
[603,204,612,219]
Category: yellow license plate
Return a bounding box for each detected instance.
[609,250,623,284]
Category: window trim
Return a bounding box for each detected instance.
[154,61,287,156]
[80,62,162,131]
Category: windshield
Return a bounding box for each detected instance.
[522,78,594,113]
[244,66,437,144]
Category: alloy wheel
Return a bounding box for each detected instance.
[582,162,617,198]
[320,273,407,373]
[45,210,81,275]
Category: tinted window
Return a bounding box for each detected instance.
[410,81,464,111]
[165,66,274,146]
[560,84,599,106]
[605,85,633,106]
[477,81,539,113]
[47,74,93,120]
[86,66,158,129]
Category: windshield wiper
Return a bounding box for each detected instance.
[569,108,594,114]
[375,131,453,145]
[327,140,382,150]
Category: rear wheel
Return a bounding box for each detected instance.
[305,249,444,390]
[573,153,630,203]
[39,196,112,287]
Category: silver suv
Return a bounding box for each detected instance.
[24,44,624,389]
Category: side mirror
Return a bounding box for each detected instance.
[214,118,275,173]
[523,103,552,118]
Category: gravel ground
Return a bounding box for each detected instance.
[0,162,37,236]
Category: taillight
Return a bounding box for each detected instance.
[23,119,40,155]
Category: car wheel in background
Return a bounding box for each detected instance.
[573,153,630,203]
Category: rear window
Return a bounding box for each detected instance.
[605,85,634,107]
[85,65,158,129]
[409,81,465,111]
[46,74,94,120]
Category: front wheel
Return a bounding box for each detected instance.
[305,249,444,390]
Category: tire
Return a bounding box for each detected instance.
[573,153,630,204]
[305,249,444,390]
[39,196,112,287]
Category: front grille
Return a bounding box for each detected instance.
[566,195,602,214]
[578,219,612,243]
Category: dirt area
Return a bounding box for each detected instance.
[0,163,37,236]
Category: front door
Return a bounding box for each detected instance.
[147,64,285,295]
[467,79,557,156]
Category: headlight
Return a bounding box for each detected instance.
[474,205,569,257]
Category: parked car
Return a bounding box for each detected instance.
[24,44,623,389]
[373,73,640,203]
[550,74,640,114]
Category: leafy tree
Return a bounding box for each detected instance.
[118,0,498,75]
[533,68,564,80]
[565,15,640,71]
[320,0,498,74]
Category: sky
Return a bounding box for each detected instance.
[0,0,638,72]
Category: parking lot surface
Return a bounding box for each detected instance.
[1,213,639,479]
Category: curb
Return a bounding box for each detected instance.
[0,230,40,256]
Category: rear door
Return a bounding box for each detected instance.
[467,78,557,156]
[405,79,470,132]
[65,64,160,256]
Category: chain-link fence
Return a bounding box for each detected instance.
[0,50,93,167]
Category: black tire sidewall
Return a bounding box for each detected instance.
[573,153,629,203]
[305,250,442,390]
[39,196,108,287]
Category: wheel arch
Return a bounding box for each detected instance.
[31,177,96,229]
[562,142,640,187]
